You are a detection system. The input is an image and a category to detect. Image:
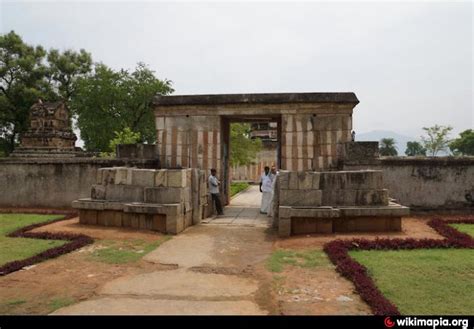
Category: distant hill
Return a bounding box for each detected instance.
[355,130,417,155]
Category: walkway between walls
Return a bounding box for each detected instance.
[203,185,272,227]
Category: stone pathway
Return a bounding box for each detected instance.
[52,194,275,315]
[204,185,272,227]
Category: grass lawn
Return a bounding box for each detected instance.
[0,213,66,267]
[90,237,170,264]
[266,249,332,272]
[230,182,250,197]
[349,248,474,315]
[449,224,474,237]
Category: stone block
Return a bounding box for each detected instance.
[279,189,322,207]
[131,169,156,187]
[99,168,116,185]
[79,209,98,225]
[123,203,165,214]
[277,171,289,190]
[130,213,141,229]
[72,199,105,211]
[154,170,168,187]
[154,204,180,216]
[339,205,409,217]
[278,206,292,219]
[144,187,189,204]
[291,217,333,234]
[96,169,103,185]
[319,170,384,190]
[278,218,291,237]
[297,172,313,189]
[288,172,299,190]
[91,184,106,200]
[122,213,131,227]
[355,189,389,206]
[333,217,402,232]
[114,167,130,185]
[152,214,167,232]
[97,210,113,226]
[167,170,187,187]
[289,207,339,218]
[166,215,185,234]
[105,184,144,202]
[139,214,153,230]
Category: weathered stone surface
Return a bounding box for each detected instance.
[154,170,168,187]
[123,203,166,214]
[114,168,130,185]
[166,215,185,234]
[72,199,105,210]
[277,171,289,190]
[79,209,98,225]
[100,168,116,185]
[333,217,401,232]
[105,184,144,202]
[322,189,388,206]
[319,170,384,190]
[279,189,322,207]
[167,170,187,187]
[291,217,333,234]
[91,185,106,200]
[152,214,167,232]
[338,205,410,217]
[131,169,156,187]
[144,187,190,204]
[289,207,340,218]
[278,218,291,237]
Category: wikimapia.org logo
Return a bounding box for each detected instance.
[384,317,470,329]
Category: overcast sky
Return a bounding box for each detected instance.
[1,0,472,139]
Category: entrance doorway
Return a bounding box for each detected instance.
[221,115,281,206]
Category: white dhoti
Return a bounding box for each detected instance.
[261,191,272,214]
[267,191,274,217]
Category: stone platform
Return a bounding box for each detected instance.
[274,170,410,237]
[72,167,208,234]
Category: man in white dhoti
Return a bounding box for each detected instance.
[259,166,273,214]
[267,166,278,217]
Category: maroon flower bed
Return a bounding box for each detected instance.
[323,218,474,315]
[0,211,94,276]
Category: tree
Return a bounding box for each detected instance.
[101,127,141,157]
[230,123,263,166]
[421,125,453,156]
[405,141,426,156]
[47,48,92,101]
[71,63,173,152]
[0,31,48,155]
[450,129,474,156]
[379,138,398,156]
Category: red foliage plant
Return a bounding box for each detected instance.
[323,218,474,315]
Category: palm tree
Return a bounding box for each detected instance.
[379,138,398,156]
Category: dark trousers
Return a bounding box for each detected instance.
[211,193,223,215]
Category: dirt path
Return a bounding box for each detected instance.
[52,225,276,315]
[1,195,461,315]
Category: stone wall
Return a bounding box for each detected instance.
[344,157,474,211]
[0,158,159,208]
